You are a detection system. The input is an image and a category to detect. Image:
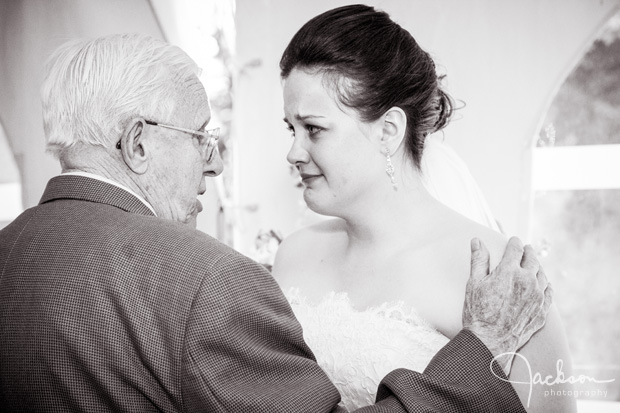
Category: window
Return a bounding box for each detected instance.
[531,12,620,410]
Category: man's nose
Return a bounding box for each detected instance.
[204,149,224,176]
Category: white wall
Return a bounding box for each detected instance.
[0,123,22,227]
[231,0,620,256]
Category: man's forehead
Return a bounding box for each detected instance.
[183,74,206,95]
[177,75,208,103]
[173,75,211,124]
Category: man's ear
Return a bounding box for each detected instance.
[119,118,148,174]
[380,106,407,150]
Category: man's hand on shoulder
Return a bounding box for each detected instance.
[462,236,553,374]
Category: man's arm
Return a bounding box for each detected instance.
[181,251,341,412]
[358,330,525,413]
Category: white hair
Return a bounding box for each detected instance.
[41,33,201,157]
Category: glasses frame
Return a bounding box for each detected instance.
[145,120,220,162]
[116,119,220,162]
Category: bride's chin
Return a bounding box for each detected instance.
[303,194,338,217]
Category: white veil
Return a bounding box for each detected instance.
[420,135,501,233]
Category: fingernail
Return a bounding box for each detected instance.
[471,238,480,252]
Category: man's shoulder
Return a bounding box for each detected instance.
[1,200,258,279]
[0,208,39,259]
[125,214,243,266]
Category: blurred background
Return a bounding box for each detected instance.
[1,1,618,411]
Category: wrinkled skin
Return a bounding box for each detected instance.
[462,237,553,374]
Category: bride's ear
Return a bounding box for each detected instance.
[380,106,407,150]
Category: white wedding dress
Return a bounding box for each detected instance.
[286,288,450,411]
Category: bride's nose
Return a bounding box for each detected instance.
[286,137,310,165]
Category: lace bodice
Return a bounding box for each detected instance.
[286,289,449,411]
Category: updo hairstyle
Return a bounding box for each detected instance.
[280,4,454,169]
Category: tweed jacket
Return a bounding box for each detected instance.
[0,175,525,412]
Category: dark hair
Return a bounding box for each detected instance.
[280,4,454,169]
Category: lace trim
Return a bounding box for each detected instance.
[285,287,449,410]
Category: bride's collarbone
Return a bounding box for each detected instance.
[291,233,467,300]
[330,253,465,316]
[310,243,445,282]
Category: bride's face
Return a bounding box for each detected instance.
[282,68,384,216]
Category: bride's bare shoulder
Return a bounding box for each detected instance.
[272,219,344,282]
[438,210,509,271]
[462,220,508,269]
[410,212,508,338]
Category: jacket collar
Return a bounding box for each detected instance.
[39,175,156,217]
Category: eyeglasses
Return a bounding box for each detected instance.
[146,120,220,162]
[116,119,220,162]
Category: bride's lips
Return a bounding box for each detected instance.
[300,173,322,184]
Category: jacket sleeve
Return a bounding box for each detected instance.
[180,251,341,412]
[354,329,527,413]
[180,250,525,413]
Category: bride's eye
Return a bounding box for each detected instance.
[306,125,322,136]
[286,124,295,137]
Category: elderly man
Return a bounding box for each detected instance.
[0,34,550,412]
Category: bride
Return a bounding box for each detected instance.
[272,4,576,412]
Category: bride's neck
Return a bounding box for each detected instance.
[342,171,441,251]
